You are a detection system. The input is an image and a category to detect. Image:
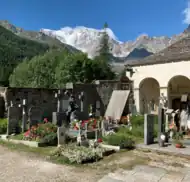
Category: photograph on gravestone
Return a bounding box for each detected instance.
[29,106,43,127]
[144,114,155,145]
[7,106,21,135]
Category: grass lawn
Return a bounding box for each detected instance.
[0,139,54,156]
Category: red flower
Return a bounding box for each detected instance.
[24,130,30,137]
[43,118,48,123]
[97,138,103,143]
[74,126,79,130]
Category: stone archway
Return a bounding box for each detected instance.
[139,77,160,114]
[167,75,190,110]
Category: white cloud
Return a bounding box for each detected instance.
[183,1,190,24]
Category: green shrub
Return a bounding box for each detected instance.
[24,122,58,145]
[0,118,7,134]
[50,144,108,164]
[130,115,144,126]
[104,133,135,149]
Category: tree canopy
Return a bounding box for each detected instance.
[9,50,116,88]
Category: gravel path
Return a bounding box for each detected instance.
[0,146,100,182]
[99,165,190,182]
[1,145,190,182]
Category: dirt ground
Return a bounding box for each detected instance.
[0,145,190,182]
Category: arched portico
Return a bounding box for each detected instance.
[167,75,190,110]
[139,77,160,114]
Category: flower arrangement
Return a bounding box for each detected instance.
[23,118,57,145]
[71,118,100,131]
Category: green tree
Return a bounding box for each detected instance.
[9,50,68,88]
[10,50,115,88]
[97,22,110,62]
[0,25,50,86]
[55,52,116,86]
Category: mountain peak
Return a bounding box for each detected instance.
[184,24,190,33]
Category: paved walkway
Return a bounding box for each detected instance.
[99,165,190,182]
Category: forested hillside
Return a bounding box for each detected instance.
[0,25,50,86]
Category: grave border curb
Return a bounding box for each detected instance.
[0,135,45,147]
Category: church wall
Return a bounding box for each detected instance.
[131,61,190,89]
[128,60,190,113]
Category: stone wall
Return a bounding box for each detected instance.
[4,87,58,120]
[0,78,132,120]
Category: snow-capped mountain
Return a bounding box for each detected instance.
[40,26,189,59]
[1,19,189,61]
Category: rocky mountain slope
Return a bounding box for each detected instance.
[40,26,190,60]
[0,20,79,53]
[1,20,190,62]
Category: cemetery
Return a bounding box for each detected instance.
[0,78,140,164]
[2,74,190,165]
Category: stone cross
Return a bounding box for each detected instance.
[55,90,62,112]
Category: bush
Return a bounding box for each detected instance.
[103,133,135,149]
[129,115,158,139]
[0,118,7,134]
[50,144,108,164]
[24,122,58,145]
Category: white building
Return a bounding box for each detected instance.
[125,36,190,114]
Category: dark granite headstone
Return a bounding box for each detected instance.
[144,114,155,145]
[29,106,43,127]
[7,106,21,135]
[158,108,165,146]
[95,100,101,117]
[52,112,67,127]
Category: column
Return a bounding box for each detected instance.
[160,87,168,107]
[134,88,140,114]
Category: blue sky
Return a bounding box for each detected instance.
[0,0,190,41]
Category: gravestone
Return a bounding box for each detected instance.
[144,114,155,145]
[57,127,68,146]
[158,107,165,145]
[29,106,43,127]
[7,106,21,135]
[52,112,67,127]
[95,100,101,117]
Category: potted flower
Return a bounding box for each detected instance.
[173,132,184,148]
[174,140,184,148]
